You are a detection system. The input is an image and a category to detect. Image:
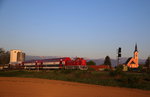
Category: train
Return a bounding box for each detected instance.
[8,57,88,70]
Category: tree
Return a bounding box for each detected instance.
[86,60,96,65]
[104,56,112,67]
[0,48,5,55]
[0,48,10,64]
[145,56,150,69]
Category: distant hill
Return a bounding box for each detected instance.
[25,55,145,67]
[88,57,145,67]
[25,55,61,61]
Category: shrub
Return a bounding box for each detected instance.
[59,69,74,74]
[118,75,140,84]
[109,65,124,76]
[87,66,95,71]
[104,68,111,71]
[138,65,143,72]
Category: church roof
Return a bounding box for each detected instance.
[125,57,132,64]
[130,61,135,64]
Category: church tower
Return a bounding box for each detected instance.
[134,44,139,67]
[126,44,139,68]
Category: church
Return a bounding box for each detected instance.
[125,44,139,68]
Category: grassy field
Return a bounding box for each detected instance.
[0,70,150,90]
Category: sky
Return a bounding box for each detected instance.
[0,0,150,59]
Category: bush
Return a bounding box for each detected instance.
[104,68,111,71]
[59,69,74,74]
[118,75,140,84]
[138,65,143,72]
[146,68,150,74]
[86,60,96,65]
[87,66,95,71]
[109,65,124,76]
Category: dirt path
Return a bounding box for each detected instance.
[0,77,150,97]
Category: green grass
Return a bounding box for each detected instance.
[0,70,150,90]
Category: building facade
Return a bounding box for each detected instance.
[10,50,25,64]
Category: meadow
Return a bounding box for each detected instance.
[0,70,150,90]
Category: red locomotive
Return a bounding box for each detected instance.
[22,57,88,70]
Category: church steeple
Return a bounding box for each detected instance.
[134,43,138,65]
[134,43,138,52]
[126,44,139,68]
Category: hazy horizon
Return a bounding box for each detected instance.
[0,0,150,59]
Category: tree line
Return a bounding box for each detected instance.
[0,48,10,65]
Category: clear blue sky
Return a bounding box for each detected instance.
[0,0,150,59]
